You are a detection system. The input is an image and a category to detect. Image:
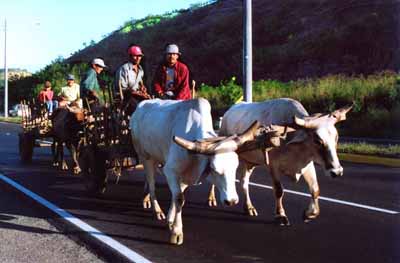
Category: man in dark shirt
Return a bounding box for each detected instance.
[80,58,106,108]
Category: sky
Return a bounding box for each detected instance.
[0,0,203,73]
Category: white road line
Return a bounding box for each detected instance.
[243,180,399,215]
[0,174,152,263]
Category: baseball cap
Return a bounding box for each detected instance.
[92,58,107,68]
[128,46,144,56]
[165,44,181,55]
[66,74,75,80]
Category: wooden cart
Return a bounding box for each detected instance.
[78,102,138,194]
[18,100,53,163]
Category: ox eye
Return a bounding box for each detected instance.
[313,136,324,146]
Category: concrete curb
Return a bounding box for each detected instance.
[0,119,21,124]
[339,153,400,168]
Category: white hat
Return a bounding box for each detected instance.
[92,58,107,68]
[165,44,181,55]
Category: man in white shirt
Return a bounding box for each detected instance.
[59,74,82,108]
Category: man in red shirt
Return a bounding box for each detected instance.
[153,44,191,100]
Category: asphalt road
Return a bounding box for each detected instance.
[0,122,104,262]
[0,122,399,263]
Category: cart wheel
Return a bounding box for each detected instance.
[79,145,107,195]
[19,132,34,163]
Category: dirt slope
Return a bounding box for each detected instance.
[66,0,400,85]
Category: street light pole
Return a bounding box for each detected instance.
[3,19,8,118]
[243,0,252,102]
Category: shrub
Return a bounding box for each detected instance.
[197,71,399,138]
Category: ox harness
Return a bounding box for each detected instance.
[237,125,289,166]
[194,125,290,184]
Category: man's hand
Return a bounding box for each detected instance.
[90,90,98,97]
[165,91,174,98]
[139,85,147,93]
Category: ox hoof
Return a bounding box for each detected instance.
[143,200,152,209]
[91,186,106,197]
[52,162,59,167]
[99,186,107,195]
[62,164,68,171]
[303,210,319,223]
[208,198,217,207]
[156,211,166,221]
[73,166,81,175]
[170,233,184,245]
[245,206,258,217]
[142,196,152,209]
[275,215,290,226]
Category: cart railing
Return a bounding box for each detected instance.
[20,99,51,135]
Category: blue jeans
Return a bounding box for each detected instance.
[46,100,58,113]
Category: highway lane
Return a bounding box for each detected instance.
[0,122,105,262]
[0,122,399,263]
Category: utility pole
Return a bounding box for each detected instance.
[243,0,252,102]
[3,19,8,118]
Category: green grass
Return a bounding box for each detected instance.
[198,71,400,139]
[338,142,400,158]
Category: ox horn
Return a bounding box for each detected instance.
[331,103,353,123]
[234,121,261,146]
[196,136,228,144]
[269,124,296,135]
[173,136,210,153]
[173,121,261,155]
[293,116,319,129]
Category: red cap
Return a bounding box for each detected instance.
[128,46,144,56]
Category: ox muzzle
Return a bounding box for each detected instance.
[328,166,344,178]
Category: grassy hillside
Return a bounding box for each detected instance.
[6,0,400,139]
[66,0,400,86]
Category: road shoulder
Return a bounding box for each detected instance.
[339,153,400,167]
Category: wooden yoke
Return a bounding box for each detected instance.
[237,125,295,165]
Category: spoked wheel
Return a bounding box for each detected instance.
[19,132,34,163]
[78,145,107,195]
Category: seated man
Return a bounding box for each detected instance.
[38,80,58,114]
[59,74,82,108]
[153,44,191,100]
[81,58,106,109]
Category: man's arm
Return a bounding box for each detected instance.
[174,64,190,100]
[82,70,99,99]
[152,66,165,97]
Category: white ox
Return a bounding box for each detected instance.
[131,98,259,245]
[208,98,352,225]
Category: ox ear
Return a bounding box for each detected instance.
[331,103,353,123]
[286,130,308,145]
